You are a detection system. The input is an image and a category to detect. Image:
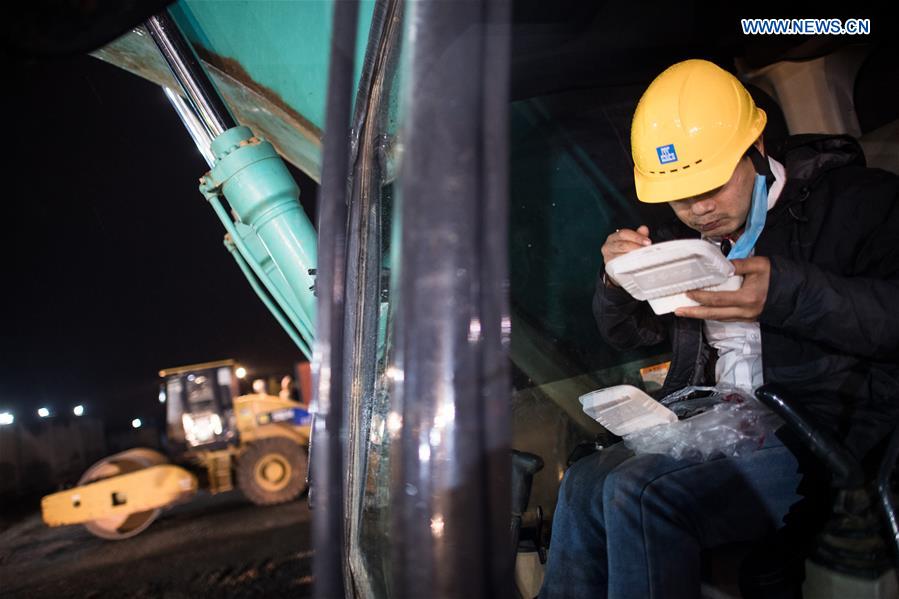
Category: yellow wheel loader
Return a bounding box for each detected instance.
[40,360,311,540]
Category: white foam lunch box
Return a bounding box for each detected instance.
[579,384,677,437]
[605,239,743,314]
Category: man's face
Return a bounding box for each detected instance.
[667,155,756,238]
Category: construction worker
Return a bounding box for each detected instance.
[252,378,267,395]
[540,59,899,598]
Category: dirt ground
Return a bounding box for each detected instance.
[0,491,313,598]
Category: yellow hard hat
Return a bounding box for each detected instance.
[631,59,767,203]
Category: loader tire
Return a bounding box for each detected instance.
[237,438,307,506]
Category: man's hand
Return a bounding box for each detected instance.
[601,225,652,264]
[675,257,771,322]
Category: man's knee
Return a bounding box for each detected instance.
[601,453,684,517]
[601,466,644,515]
[558,451,601,511]
[557,444,634,513]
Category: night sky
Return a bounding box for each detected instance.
[2,53,317,428]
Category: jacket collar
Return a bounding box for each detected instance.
[774,134,866,188]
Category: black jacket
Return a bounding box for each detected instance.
[593,135,899,460]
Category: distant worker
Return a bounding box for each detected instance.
[279,375,301,403]
[252,378,267,395]
[540,58,899,599]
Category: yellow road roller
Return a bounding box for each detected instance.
[41,360,311,539]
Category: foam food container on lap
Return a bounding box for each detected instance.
[579,385,677,436]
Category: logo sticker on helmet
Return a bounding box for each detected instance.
[656,144,678,165]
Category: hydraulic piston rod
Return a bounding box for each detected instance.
[146,13,236,137]
[146,9,318,353]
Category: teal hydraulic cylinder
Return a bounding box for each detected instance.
[200,126,317,336]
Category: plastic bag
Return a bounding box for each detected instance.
[622,385,782,461]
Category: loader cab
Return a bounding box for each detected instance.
[159,360,240,455]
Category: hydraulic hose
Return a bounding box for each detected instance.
[225,238,311,358]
